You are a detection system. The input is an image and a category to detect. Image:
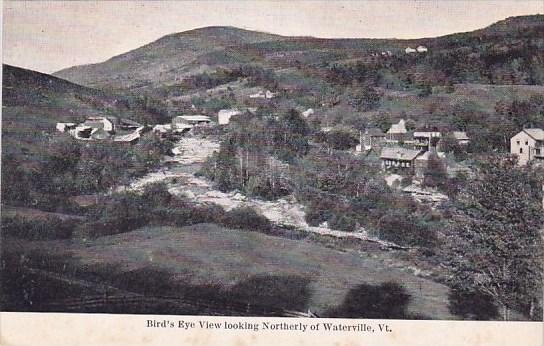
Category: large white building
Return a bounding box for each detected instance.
[218,109,242,125]
[510,128,544,165]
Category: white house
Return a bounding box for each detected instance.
[218,109,242,125]
[510,128,544,165]
[356,128,386,152]
[302,108,314,118]
[56,122,76,133]
[380,147,422,173]
[387,119,408,141]
[405,47,417,54]
[152,124,172,133]
[173,115,212,126]
[413,131,441,151]
[416,45,428,53]
[82,116,115,132]
[452,131,470,145]
[249,90,276,99]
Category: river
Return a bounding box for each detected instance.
[124,134,402,248]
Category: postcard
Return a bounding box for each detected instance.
[1,1,543,345]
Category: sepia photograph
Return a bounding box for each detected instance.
[1,0,543,335]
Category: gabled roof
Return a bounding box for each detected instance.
[173,115,212,123]
[387,119,407,134]
[523,128,544,141]
[91,128,111,140]
[218,109,241,115]
[120,118,142,127]
[380,147,421,161]
[114,127,144,142]
[452,131,469,140]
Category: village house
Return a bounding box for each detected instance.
[405,46,427,54]
[387,119,408,141]
[59,116,144,142]
[249,90,276,99]
[416,45,428,53]
[452,131,470,145]
[302,108,314,118]
[173,115,212,126]
[356,128,386,152]
[56,122,76,133]
[65,116,115,140]
[82,116,116,132]
[218,109,242,125]
[380,147,422,173]
[113,126,145,143]
[152,124,172,134]
[510,128,544,165]
[69,125,97,140]
[413,130,441,151]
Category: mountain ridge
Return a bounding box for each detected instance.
[53,14,544,91]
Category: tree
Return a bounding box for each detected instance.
[449,157,543,320]
[319,130,358,151]
[371,112,393,133]
[348,87,381,112]
[422,154,448,190]
[405,118,417,131]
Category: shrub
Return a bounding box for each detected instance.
[376,211,437,247]
[327,282,411,318]
[221,207,272,232]
[328,214,358,232]
[448,288,499,320]
[1,216,75,240]
[245,174,290,201]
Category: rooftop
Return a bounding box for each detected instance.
[414,131,441,138]
[380,147,421,161]
[452,131,470,140]
[387,119,407,134]
[523,128,544,141]
[174,115,212,122]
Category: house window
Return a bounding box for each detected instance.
[536,148,541,155]
[517,140,520,145]
[520,148,523,154]
[525,141,529,145]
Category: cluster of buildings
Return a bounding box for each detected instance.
[405,46,428,54]
[56,116,144,142]
[359,120,544,176]
[152,107,258,136]
[355,119,470,178]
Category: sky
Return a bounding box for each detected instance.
[2,1,543,74]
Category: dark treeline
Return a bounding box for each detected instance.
[1,133,173,213]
